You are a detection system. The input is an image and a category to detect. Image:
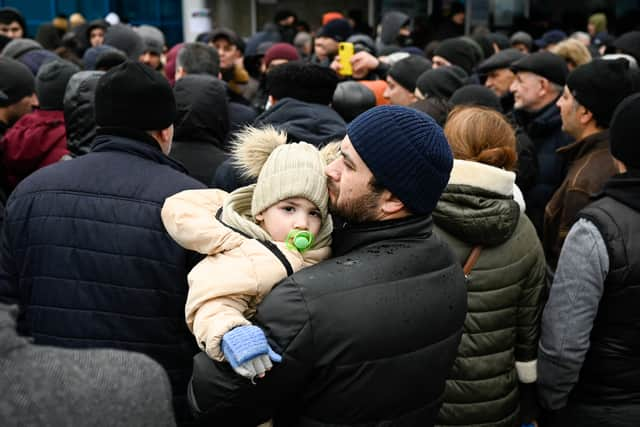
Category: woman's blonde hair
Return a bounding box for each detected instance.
[551,39,592,70]
[444,106,517,171]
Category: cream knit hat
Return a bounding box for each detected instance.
[233,125,330,225]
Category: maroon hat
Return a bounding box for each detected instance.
[263,42,299,67]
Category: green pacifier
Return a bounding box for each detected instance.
[286,230,314,253]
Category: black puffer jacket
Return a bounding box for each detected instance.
[172,74,230,185]
[63,70,104,156]
[189,215,467,427]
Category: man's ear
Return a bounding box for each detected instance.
[579,107,593,125]
[380,190,406,216]
[160,127,172,143]
[148,126,173,154]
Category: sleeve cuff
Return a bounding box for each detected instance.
[516,359,537,383]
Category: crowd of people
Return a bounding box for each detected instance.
[0,3,640,427]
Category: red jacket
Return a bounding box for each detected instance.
[1,110,69,190]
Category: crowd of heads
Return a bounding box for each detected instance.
[0,4,639,208]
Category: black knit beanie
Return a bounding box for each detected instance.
[95,61,176,131]
[316,18,352,42]
[434,38,478,74]
[266,61,338,105]
[415,65,467,99]
[0,57,34,107]
[567,58,633,128]
[388,55,432,92]
[609,93,640,169]
[36,59,80,110]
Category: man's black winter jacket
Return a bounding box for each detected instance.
[189,215,467,427]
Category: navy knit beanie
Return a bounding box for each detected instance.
[347,105,453,215]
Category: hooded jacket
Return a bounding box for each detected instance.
[433,160,546,427]
[0,303,176,426]
[171,75,230,184]
[1,109,69,190]
[378,11,410,54]
[63,70,104,156]
[162,187,331,361]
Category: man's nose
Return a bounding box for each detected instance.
[325,160,340,180]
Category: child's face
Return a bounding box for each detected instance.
[256,197,322,242]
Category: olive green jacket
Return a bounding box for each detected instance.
[434,160,546,427]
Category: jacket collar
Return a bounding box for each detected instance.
[557,129,609,159]
[515,98,562,136]
[331,215,433,257]
[601,170,640,212]
[92,127,189,174]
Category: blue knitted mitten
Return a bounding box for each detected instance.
[221,325,282,369]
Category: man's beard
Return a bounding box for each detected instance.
[328,182,383,224]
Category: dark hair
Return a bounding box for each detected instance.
[176,42,220,76]
[0,7,26,31]
[274,10,296,24]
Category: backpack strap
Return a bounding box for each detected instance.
[216,208,294,276]
[463,245,483,277]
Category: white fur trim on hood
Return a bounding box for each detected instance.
[449,159,515,196]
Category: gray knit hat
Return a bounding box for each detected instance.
[135,25,165,55]
[0,57,34,107]
[103,24,145,60]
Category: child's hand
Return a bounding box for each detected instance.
[221,325,282,380]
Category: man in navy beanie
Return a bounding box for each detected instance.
[0,61,205,425]
[189,105,468,427]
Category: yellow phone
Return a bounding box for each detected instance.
[338,42,354,76]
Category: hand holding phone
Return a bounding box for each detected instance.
[338,42,354,76]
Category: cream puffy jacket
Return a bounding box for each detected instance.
[161,187,331,361]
